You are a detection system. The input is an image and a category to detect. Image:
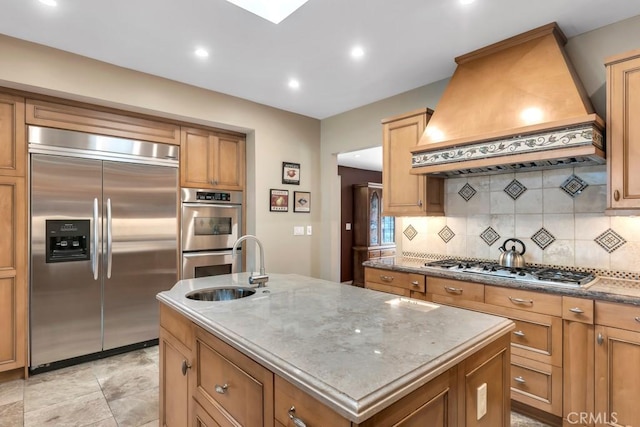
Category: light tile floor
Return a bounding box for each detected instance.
[0,346,551,426]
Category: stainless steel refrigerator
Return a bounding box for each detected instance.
[29,126,179,371]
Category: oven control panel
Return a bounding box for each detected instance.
[181,188,243,205]
[196,191,231,201]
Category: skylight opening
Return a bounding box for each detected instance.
[225,0,309,24]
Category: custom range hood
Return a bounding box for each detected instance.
[411,23,605,177]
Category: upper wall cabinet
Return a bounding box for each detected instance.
[26,99,180,145]
[606,49,640,213]
[382,108,444,216]
[180,127,245,191]
[0,93,25,177]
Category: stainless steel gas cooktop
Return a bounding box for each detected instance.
[422,259,596,288]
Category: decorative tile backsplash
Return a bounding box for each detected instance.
[398,166,640,273]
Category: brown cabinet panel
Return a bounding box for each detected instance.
[364,267,425,294]
[562,296,594,324]
[26,99,180,145]
[0,176,26,373]
[382,109,444,216]
[193,326,273,427]
[181,127,245,190]
[159,328,192,427]
[485,286,562,317]
[595,300,640,332]
[429,277,485,303]
[193,401,223,427]
[595,325,640,427]
[606,50,640,211]
[563,320,594,426]
[510,355,562,417]
[0,93,25,177]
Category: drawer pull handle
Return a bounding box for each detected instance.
[614,189,620,201]
[411,280,420,286]
[513,330,526,337]
[597,333,604,345]
[508,297,533,306]
[181,360,191,376]
[635,317,640,323]
[569,307,584,314]
[514,376,526,384]
[380,275,394,282]
[215,383,229,394]
[444,286,463,295]
[288,406,307,427]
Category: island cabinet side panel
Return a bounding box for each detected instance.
[354,368,458,427]
[457,333,511,427]
[192,325,274,427]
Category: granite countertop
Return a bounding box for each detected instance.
[157,272,514,423]
[363,259,640,306]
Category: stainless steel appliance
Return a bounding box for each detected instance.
[181,188,242,279]
[29,125,179,371]
[423,259,596,288]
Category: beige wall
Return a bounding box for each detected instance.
[0,34,322,278]
[320,14,640,281]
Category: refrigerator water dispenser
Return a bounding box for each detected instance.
[45,219,90,263]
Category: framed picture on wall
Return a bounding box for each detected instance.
[293,191,310,213]
[270,189,289,212]
[282,162,300,185]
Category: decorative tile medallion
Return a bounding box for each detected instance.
[560,174,589,197]
[531,227,556,250]
[458,183,477,202]
[412,123,604,168]
[504,179,527,200]
[438,226,455,243]
[403,224,418,241]
[594,229,627,253]
[480,227,500,246]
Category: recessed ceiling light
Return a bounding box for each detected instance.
[460,0,475,4]
[39,0,57,6]
[288,79,300,89]
[351,46,365,59]
[194,48,209,58]
[225,0,309,24]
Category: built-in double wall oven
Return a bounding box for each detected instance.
[180,188,242,279]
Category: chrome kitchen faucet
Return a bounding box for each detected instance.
[232,235,269,287]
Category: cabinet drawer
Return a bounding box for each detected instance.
[193,327,273,427]
[511,318,553,355]
[485,287,561,317]
[428,277,484,302]
[595,301,640,332]
[510,355,562,416]
[562,297,594,324]
[275,375,349,427]
[364,268,425,293]
[368,250,381,258]
[380,248,396,257]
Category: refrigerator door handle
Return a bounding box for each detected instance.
[107,197,113,279]
[92,197,99,280]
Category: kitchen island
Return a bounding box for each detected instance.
[157,272,514,426]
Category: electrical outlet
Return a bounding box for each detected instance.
[306,225,312,235]
[293,226,304,236]
[477,383,487,420]
[345,223,351,231]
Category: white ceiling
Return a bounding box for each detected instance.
[2,0,640,122]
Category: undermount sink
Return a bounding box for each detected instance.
[186,287,256,301]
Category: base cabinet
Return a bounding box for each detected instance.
[594,301,640,427]
[160,304,511,427]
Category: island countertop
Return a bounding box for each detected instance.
[157,272,514,423]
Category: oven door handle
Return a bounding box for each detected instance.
[182,250,238,258]
[181,202,241,209]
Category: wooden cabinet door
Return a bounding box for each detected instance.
[181,128,245,190]
[0,176,26,372]
[382,109,444,216]
[215,134,244,191]
[606,50,640,210]
[0,93,25,177]
[595,325,640,427]
[160,328,192,427]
